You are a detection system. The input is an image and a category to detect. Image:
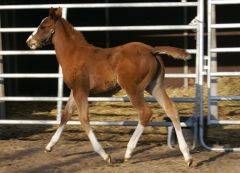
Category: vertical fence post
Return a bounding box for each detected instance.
[0,17,6,119]
[56,8,67,122]
[195,0,204,147]
[191,0,205,147]
[209,4,218,120]
[182,0,189,89]
[105,0,110,48]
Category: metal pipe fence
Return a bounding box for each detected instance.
[0,1,201,151]
[0,0,239,153]
[207,0,240,123]
[199,0,240,152]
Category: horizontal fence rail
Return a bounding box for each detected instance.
[0,49,197,55]
[210,96,240,101]
[0,73,197,78]
[209,120,240,125]
[211,23,240,29]
[0,50,55,55]
[210,47,240,53]
[0,3,198,10]
[0,74,62,78]
[0,120,192,127]
[0,96,196,102]
[0,25,197,33]
[211,0,240,5]
[210,72,240,77]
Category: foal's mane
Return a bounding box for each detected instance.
[60,18,88,44]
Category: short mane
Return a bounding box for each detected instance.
[61,18,89,44]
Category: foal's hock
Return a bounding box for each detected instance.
[26,7,193,167]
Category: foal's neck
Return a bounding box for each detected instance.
[53,18,90,66]
[56,18,89,45]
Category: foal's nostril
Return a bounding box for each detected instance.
[26,36,38,49]
[27,41,36,50]
[29,43,37,50]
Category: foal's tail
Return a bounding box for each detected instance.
[152,46,191,60]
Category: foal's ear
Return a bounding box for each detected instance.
[54,7,62,17]
[49,7,62,20]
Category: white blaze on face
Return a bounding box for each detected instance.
[26,29,38,49]
[26,17,47,49]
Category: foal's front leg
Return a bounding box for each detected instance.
[72,89,111,164]
[46,91,76,152]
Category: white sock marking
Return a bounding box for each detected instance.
[125,123,144,159]
[88,129,108,160]
[175,128,192,161]
[46,124,65,151]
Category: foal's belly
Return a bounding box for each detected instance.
[89,82,121,96]
[89,57,120,96]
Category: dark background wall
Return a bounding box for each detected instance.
[0,0,239,96]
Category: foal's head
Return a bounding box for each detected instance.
[26,7,62,49]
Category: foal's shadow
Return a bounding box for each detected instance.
[133,142,161,156]
[195,151,231,168]
[130,149,183,164]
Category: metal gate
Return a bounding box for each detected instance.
[199,0,240,151]
[0,1,204,147]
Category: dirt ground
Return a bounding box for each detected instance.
[0,77,240,173]
[0,125,240,173]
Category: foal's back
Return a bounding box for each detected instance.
[85,42,158,94]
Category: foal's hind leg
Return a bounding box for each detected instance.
[122,87,152,161]
[147,83,193,166]
[45,91,76,152]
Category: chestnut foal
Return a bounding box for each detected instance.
[26,8,192,166]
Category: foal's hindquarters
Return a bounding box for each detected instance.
[45,45,192,167]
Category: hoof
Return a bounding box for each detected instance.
[45,147,52,153]
[186,158,193,167]
[105,155,112,165]
[124,157,130,162]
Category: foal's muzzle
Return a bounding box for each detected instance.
[26,35,39,50]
